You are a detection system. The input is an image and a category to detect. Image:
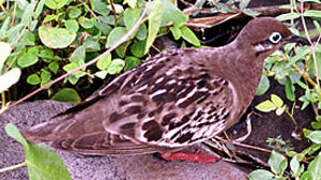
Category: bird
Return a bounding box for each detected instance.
[21,17,308,162]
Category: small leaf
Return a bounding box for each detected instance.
[95,70,108,79]
[242,9,261,17]
[45,0,68,10]
[285,77,295,101]
[41,70,51,82]
[255,100,277,112]
[239,0,250,9]
[0,42,12,72]
[0,68,21,93]
[290,155,300,175]
[271,94,283,108]
[268,150,287,175]
[79,16,94,29]
[124,8,141,30]
[170,26,182,40]
[27,73,41,85]
[51,88,81,103]
[136,23,147,40]
[96,53,111,70]
[307,152,321,179]
[106,27,127,48]
[48,62,59,74]
[307,131,321,144]
[65,19,79,33]
[256,74,270,96]
[276,105,286,116]
[90,0,110,16]
[180,26,200,46]
[130,40,146,58]
[5,123,28,147]
[39,26,76,49]
[276,12,300,21]
[107,59,125,75]
[248,169,274,180]
[304,10,321,18]
[69,8,82,18]
[145,0,163,53]
[124,56,141,71]
[70,46,85,64]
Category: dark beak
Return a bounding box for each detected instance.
[285,34,310,45]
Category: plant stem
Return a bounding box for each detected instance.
[0,162,26,173]
[285,108,297,126]
[1,91,5,109]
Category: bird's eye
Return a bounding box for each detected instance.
[268,32,282,44]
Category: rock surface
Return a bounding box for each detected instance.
[0,100,248,180]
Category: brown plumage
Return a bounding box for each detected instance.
[22,17,308,155]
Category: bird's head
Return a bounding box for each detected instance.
[235,17,309,59]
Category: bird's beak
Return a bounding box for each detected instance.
[285,34,310,45]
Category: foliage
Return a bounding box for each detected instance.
[252,0,321,179]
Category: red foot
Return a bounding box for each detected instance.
[160,151,221,163]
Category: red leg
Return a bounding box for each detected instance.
[160,151,221,163]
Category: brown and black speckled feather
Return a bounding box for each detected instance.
[22,17,296,155]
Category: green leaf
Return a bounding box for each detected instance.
[84,38,101,52]
[307,152,321,180]
[239,0,250,9]
[17,53,39,68]
[170,26,182,40]
[69,8,82,18]
[242,9,261,17]
[34,0,46,18]
[41,70,51,82]
[79,16,94,29]
[285,77,295,101]
[65,19,79,33]
[158,0,188,27]
[96,53,112,70]
[276,12,300,21]
[27,73,41,85]
[124,8,141,30]
[145,0,163,53]
[115,42,130,58]
[70,46,85,64]
[5,123,71,180]
[180,26,200,46]
[48,62,59,74]
[276,105,286,116]
[107,59,125,75]
[90,0,110,16]
[256,74,270,96]
[0,42,12,72]
[39,26,76,49]
[255,100,277,112]
[268,150,287,175]
[5,123,28,146]
[248,169,274,180]
[45,0,68,10]
[271,94,283,108]
[307,131,321,144]
[136,23,147,40]
[304,10,321,18]
[130,40,146,58]
[124,56,141,71]
[106,27,128,48]
[95,70,108,79]
[312,122,321,130]
[51,88,81,103]
[290,156,300,175]
[21,2,36,26]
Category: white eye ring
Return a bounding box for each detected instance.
[269,32,282,44]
